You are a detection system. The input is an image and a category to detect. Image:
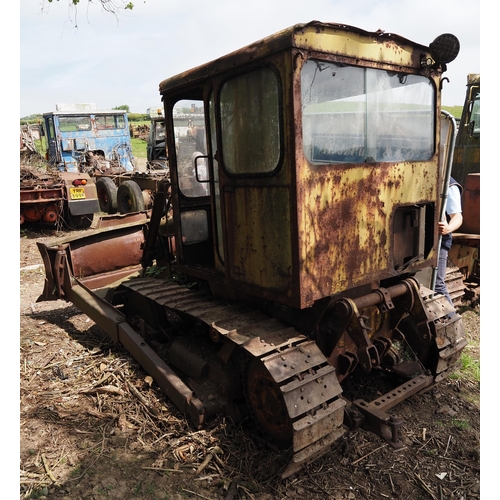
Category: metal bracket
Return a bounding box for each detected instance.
[375,287,394,313]
[351,400,404,448]
[344,373,433,448]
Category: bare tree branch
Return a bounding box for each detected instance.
[41,0,135,27]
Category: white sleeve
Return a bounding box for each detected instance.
[446,185,462,215]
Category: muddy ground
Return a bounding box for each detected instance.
[20,225,480,499]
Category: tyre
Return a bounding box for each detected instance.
[117,180,145,214]
[96,177,118,214]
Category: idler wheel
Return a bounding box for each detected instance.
[245,358,292,444]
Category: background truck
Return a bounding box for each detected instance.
[20,123,100,229]
[147,115,168,167]
[447,74,480,305]
[37,22,464,478]
[42,104,169,217]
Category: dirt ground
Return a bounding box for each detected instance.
[19,225,480,500]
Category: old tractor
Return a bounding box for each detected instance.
[37,22,466,477]
[447,74,480,305]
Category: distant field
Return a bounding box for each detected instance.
[131,137,147,158]
[443,105,463,119]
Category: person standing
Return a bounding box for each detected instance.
[435,177,463,308]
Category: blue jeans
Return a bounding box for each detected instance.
[435,245,454,307]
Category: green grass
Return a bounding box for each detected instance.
[442,105,463,120]
[131,137,148,158]
[448,350,480,385]
[452,418,471,430]
[459,352,480,381]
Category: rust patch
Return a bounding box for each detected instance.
[298,161,437,305]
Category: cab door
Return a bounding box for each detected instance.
[44,115,61,167]
[170,97,224,275]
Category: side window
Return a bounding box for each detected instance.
[469,92,480,137]
[220,67,281,175]
[174,100,210,198]
[95,115,105,129]
[116,115,125,129]
[180,210,209,244]
[155,121,166,140]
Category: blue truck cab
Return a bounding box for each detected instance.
[43,106,135,173]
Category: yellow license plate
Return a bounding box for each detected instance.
[69,187,86,200]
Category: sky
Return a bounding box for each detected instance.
[18,0,480,118]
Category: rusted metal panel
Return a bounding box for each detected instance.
[40,223,146,279]
[95,211,149,229]
[225,185,293,294]
[296,161,438,306]
[20,188,63,203]
[69,228,145,278]
[460,172,480,235]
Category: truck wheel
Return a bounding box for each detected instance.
[117,180,145,213]
[96,177,118,214]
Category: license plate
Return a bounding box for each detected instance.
[69,187,86,200]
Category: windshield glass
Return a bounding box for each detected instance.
[58,115,92,132]
[301,60,435,163]
[155,121,166,141]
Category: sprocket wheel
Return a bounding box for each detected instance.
[245,357,293,444]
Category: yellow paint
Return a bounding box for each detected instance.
[294,27,426,68]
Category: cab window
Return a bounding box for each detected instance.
[96,114,125,130]
[220,67,281,175]
[173,100,210,198]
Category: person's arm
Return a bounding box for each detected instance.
[438,212,463,235]
[438,184,463,235]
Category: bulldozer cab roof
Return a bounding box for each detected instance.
[159,21,430,95]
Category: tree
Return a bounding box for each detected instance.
[46,1,134,12]
[113,105,130,112]
[43,1,135,27]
